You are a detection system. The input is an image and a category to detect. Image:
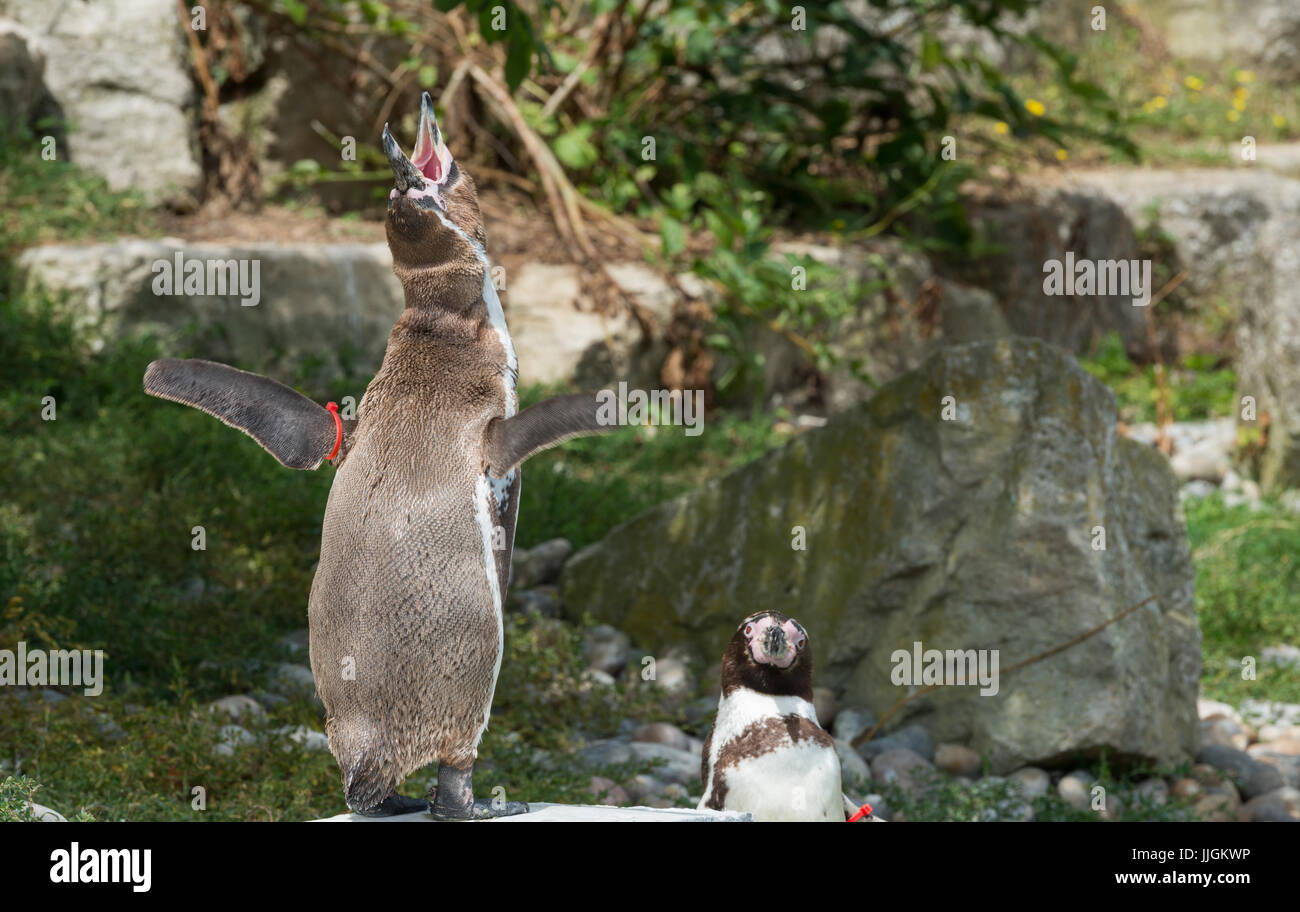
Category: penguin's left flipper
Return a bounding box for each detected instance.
[483,392,615,476]
[143,358,350,470]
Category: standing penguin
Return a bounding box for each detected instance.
[699,611,844,821]
[143,93,613,819]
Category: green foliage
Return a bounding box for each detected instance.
[1186,494,1300,708]
[0,131,154,250]
[1080,331,1237,424]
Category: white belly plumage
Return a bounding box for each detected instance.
[716,740,843,821]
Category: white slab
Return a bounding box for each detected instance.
[313,802,751,822]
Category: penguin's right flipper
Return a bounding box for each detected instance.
[143,358,346,470]
[483,392,613,476]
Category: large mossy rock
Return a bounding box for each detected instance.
[560,338,1200,773]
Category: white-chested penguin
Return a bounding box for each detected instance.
[699,611,846,821]
[143,92,614,819]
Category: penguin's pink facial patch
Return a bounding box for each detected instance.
[743,614,807,669]
[382,90,455,210]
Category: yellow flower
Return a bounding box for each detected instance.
[1025,98,1046,117]
[1184,75,1204,91]
[994,121,1009,135]
[1150,95,1167,110]
[1054,148,1068,161]
[1227,110,1240,122]
[1274,114,1287,128]
[1235,69,1255,84]
[1233,97,1246,111]
[1233,85,1249,99]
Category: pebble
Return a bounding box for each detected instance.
[1134,778,1169,808]
[1194,794,1239,821]
[1171,778,1203,800]
[212,724,255,757]
[831,707,875,744]
[1200,716,1251,751]
[624,774,667,803]
[206,695,265,721]
[863,792,890,821]
[1197,698,1240,723]
[1239,699,1300,728]
[934,743,981,779]
[1196,744,1284,799]
[1237,786,1300,822]
[648,655,694,695]
[25,802,66,822]
[272,663,317,698]
[1007,766,1051,800]
[1261,644,1300,671]
[273,725,330,752]
[631,722,692,752]
[869,748,934,794]
[858,724,933,763]
[511,587,560,618]
[627,742,699,785]
[583,625,632,676]
[511,538,573,589]
[835,739,871,790]
[1057,770,1094,811]
[587,776,629,807]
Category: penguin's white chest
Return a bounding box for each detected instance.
[700,688,843,822]
[717,740,842,821]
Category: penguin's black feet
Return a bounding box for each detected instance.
[354,791,430,817]
[428,761,530,821]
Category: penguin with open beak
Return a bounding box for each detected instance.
[143,92,616,819]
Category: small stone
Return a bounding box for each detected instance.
[1134,778,1169,808]
[863,792,890,821]
[1171,778,1203,800]
[1197,698,1240,723]
[831,707,875,744]
[510,586,560,618]
[207,695,265,721]
[274,725,330,752]
[1249,737,1300,757]
[511,538,573,589]
[631,722,692,752]
[272,663,317,698]
[627,742,700,785]
[683,696,719,729]
[858,724,933,763]
[575,739,633,768]
[624,774,667,802]
[934,743,981,779]
[25,802,66,822]
[580,668,616,689]
[1238,787,1300,821]
[180,576,206,602]
[1200,717,1251,750]
[587,776,629,806]
[582,625,632,676]
[1262,644,1300,670]
[1007,767,1051,800]
[1196,744,1284,799]
[663,783,690,801]
[813,687,837,727]
[212,724,255,757]
[835,739,871,791]
[1057,770,1094,811]
[869,748,934,795]
[648,654,694,695]
[1194,794,1240,822]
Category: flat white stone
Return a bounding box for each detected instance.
[312,803,751,822]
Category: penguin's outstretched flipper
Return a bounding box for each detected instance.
[143,358,349,470]
[483,392,613,476]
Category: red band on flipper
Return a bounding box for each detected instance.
[325,401,343,461]
[848,802,873,822]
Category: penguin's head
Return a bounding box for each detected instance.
[720,611,813,698]
[382,91,486,276]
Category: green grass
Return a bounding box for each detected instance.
[1186,494,1300,708]
[1079,331,1237,424]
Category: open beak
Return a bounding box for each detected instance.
[383,91,453,206]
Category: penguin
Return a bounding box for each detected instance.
[143,92,615,819]
[698,611,845,821]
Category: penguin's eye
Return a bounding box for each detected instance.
[744,624,753,637]
[795,636,806,651]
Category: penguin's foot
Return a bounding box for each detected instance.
[428,798,530,821]
[428,760,530,821]
[353,791,430,818]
